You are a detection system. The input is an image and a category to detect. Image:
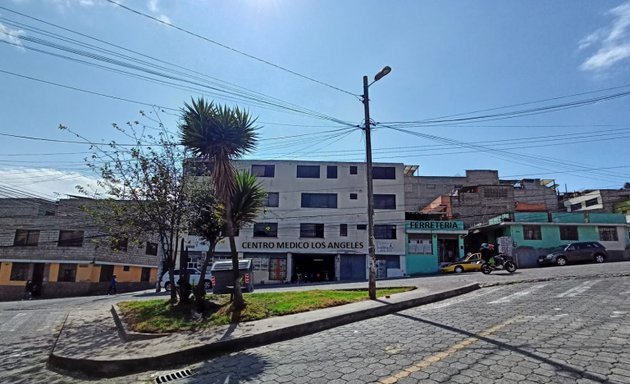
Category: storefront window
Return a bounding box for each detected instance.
[408,235,432,254]
[269,258,287,280]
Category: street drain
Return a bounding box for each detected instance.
[154,368,192,383]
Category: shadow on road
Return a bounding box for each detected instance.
[393,312,614,383]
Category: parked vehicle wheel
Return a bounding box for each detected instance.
[481,263,492,274]
[505,261,516,273]
[454,266,464,273]
[164,282,171,292]
[594,254,605,263]
[556,257,567,266]
[204,279,212,290]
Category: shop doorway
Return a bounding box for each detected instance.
[438,237,459,263]
[293,254,335,283]
[31,263,45,297]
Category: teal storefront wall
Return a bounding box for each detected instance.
[405,221,466,275]
[405,234,439,274]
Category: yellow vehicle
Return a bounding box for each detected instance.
[440,253,483,273]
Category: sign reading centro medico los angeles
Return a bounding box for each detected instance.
[405,221,464,231]
[241,241,364,250]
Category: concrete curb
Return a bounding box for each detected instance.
[48,283,480,378]
[111,304,169,341]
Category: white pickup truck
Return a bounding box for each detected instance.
[160,268,212,291]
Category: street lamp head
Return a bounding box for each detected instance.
[374,66,392,82]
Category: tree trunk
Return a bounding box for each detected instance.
[225,202,245,311]
[194,242,216,307]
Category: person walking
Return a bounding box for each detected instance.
[107,274,117,295]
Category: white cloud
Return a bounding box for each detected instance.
[0,21,25,48]
[146,0,171,25]
[580,2,630,72]
[0,168,101,199]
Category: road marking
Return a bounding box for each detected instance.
[555,280,598,298]
[0,313,28,332]
[611,311,628,318]
[378,316,520,384]
[424,287,502,309]
[487,284,548,304]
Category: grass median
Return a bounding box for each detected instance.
[118,287,414,333]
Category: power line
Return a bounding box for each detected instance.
[103,0,358,98]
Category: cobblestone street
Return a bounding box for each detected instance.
[168,276,630,384]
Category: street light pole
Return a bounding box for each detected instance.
[362,66,391,300]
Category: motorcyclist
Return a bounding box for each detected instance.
[480,243,495,266]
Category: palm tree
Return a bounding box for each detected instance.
[180,98,258,309]
[189,171,265,309]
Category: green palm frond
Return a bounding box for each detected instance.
[231,170,266,229]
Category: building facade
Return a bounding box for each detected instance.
[186,160,407,284]
[0,198,159,301]
[405,170,559,228]
[563,189,630,218]
[405,220,467,274]
[470,211,630,268]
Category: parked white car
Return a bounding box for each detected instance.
[160,268,212,291]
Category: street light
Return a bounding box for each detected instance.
[362,65,391,300]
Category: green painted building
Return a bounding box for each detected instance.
[473,212,630,268]
[405,220,467,274]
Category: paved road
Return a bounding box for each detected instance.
[0,293,140,384]
[0,262,628,383]
[141,276,630,384]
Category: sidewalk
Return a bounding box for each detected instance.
[48,281,480,378]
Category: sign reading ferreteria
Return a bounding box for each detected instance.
[241,241,364,250]
[405,221,464,231]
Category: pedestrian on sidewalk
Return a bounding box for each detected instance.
[24,280,35,300]
[107,274,117,295]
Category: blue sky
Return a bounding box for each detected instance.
[1,0,630,199]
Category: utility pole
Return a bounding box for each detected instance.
[362,66,391,300]
[363,75,377,300]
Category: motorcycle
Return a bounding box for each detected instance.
[480,254,517,274]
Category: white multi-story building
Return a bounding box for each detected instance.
[186,160,407,284]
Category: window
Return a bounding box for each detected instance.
[123,265,130,272]
[146,242,158,256]
[300,223,324,238]
[57,264,77,282]
[570,203,582,211]
[265,192,279,207]
[374,194,396,209]
[483,187,509,198]
[141,267,151,282]
[297,165,320,178]
[585,198,599,207]
[327,166,338,179]
[251,164,275,177]
[375,225,397,239]
[10,262,29,281]
[373,166,396,179]
[269,257,287,280]
[301,193,337,208]
[340,224,348,237]
[523,225,542,240]
[350,193,358,200]
[58,230,84,247]
[111,237,128,252]
[350,166,358,175]
[598,227,618,241]
[13,229,40,246]
[426,184,436,190]
[559,226,578,241]
[357,224,367,230]
[253,223,278,237]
